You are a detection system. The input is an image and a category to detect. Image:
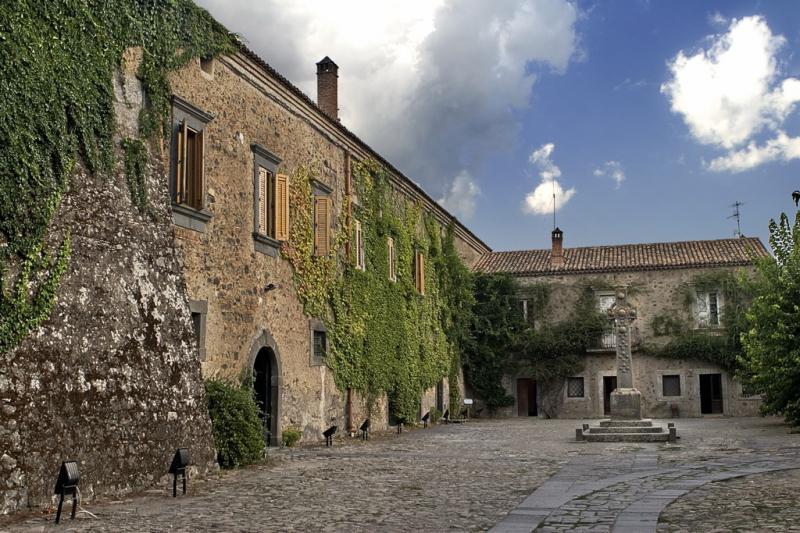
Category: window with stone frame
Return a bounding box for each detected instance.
[566,377,585,398]
[313,330,326,361]
[595,291,616,348]
[662,375,681,397]
[252,144,287,247]
[694,290,723,328]
[170,97,213,232]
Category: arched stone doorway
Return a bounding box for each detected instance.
[248,329,281,447]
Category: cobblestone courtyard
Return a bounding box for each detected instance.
[3,417,798,532]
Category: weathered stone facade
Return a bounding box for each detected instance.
[1,52,216,514]
[475,236,768,420]
[164,49,488,441]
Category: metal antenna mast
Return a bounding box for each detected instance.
[728,201,744,238]
[552,179,556,230]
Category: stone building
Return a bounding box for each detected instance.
[163,45,489,444]
[474,229,769,420]
[1,35,487,516]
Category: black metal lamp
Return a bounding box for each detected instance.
[421,411,430,428]
[323,425,337,447]
[359,419,370,441]
[396,416,406,434]
[169,448,190,497]
[54,460,80,523]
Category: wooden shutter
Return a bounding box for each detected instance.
[354,220,363,269]
[191,129,205,209]
[175,120,188,204]
[388,237,395,281]
[257,167,267,234]
[275,174,289,241]
[416,252,425,294]
[314,196,330,256]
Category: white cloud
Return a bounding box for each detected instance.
[438,171,480,219]
[593,160,625,188]
[661,15,800,172]
[708,131,800,172]
[708,12,728,28]
[523,143,576,215]
[196,0,579,195]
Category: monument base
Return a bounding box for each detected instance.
[610,387,642,420]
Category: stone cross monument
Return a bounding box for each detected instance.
[607,289,642,419]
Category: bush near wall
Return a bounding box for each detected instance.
[204,379,265,468]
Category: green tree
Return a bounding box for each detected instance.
[740,212,800,425]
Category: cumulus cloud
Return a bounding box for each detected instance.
[661,15,800,172]
[523,143,576,215]
[196,0,579,199]
[593,160,625,188]
[438,171,480,219]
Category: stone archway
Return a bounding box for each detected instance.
[247,329,281,447]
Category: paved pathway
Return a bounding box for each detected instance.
[2,417,798,532]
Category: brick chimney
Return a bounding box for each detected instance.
[551,227,564,267]
[316,56,339,120]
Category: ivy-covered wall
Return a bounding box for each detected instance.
[0,0,232,514]
[494,266,762,418]
[280,161,472,423]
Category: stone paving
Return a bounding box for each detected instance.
[2,417,798,532]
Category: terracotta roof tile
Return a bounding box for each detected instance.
[474,237,768,276]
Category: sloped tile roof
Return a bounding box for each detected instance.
[474,237,769,276]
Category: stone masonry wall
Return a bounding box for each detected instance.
[165,53,477,442]
[499,265,761,419]
[0,54,216,514]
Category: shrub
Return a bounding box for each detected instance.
[205,378,265,468]
[281,427,302,447]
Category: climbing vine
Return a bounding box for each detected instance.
[643,270,752,371]
[0,1,233,354]
[282,161,472,422]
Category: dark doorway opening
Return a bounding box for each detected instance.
[517,378,537,416]
[253,347,278,445]
[700,373,723,414]
[603,376,617,416]
[436,380,444,413]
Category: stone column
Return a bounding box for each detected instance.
[607,290,642,419]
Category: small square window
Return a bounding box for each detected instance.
[200,56,214,75]
[662,375,681,397]
[567,377,585,398]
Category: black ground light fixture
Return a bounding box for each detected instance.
[323,425,337,447]
[359,419,370,441]
[396,416,406,434]
[169,448,190,497]
[54,460,80,524]
[442,409,450,424]
[421,411,430,428]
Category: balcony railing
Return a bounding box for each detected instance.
[588,330,616,351]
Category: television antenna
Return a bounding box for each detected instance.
[728,201,743,238]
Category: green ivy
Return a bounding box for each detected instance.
[282,161,472,423]
[121,138,150,213]
[0,1,233,354]
[643,270,751,371]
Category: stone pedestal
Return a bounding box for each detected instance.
[610,387,642,420]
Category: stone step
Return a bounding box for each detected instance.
[588,426,664,434]
[598,419,654,428]
[583,432,671,443]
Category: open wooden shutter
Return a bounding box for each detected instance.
[275,173,289,241]
[257,167,267,234]
[314,196,330,256]
[175,120,187,204]
[354,220,362,268]
[416,252,425,294]
[388,237,395,280]
[191,129,205,209]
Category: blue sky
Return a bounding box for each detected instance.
[197,0,800,252]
